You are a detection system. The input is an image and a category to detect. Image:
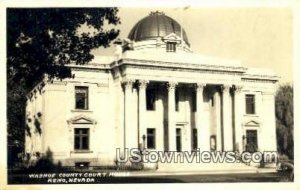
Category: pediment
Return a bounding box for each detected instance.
[163,33,182,42]
[67,115,97,125]
[244,120,260,127]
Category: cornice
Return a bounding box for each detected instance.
[71,67,110,73]
[68,59,279,84]
[67,63,111,70]
[242,77,278,83]
[68,58,245,76]
[119,58,247,74]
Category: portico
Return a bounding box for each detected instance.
[121,76,244,153]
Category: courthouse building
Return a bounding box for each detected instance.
[25,11,279,167]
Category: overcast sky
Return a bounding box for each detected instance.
[93,7,292,83]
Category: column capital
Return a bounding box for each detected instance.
[137,80,149,89]
[220,84,231,93]
[166,82,178,91]
[194,83,206,92]
[122,79,135,89]
[232,85,243,94]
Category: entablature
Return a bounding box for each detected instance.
[118,58,247,74]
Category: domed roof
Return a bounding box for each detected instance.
[128,11,190,46]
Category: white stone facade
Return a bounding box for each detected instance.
[25,12,279,168]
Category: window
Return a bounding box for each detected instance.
[146,88,156,110]
[166,42,176,52]
[175,89,179,111]
[192,128,198,150]
[75,86,88,110]
[245,94,255,114]
[147,128,156,149]
[74,128,89,150]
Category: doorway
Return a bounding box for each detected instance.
[246,130,258,152]
[176,128,182,152]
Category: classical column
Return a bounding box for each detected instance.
[233,85,243,152]
[137,80,149,149]
[122,79,136,149]
[221,85,233,151]
[167,82,177,151]
[215,89,222,151]
[195,83,210,151]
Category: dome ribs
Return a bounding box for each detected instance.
[127,11,190,46]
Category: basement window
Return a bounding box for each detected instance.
[75,162,90,170]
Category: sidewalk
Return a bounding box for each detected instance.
[128,162,277,177]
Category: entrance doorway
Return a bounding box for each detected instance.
[176,128,182,152]
[246,130,258,152]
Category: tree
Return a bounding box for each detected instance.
[7,8,120,165]
[8,8,120,87]
[275,84,293,160]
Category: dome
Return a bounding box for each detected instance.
[128,11,190,46]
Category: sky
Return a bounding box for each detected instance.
[94,7,293,83]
